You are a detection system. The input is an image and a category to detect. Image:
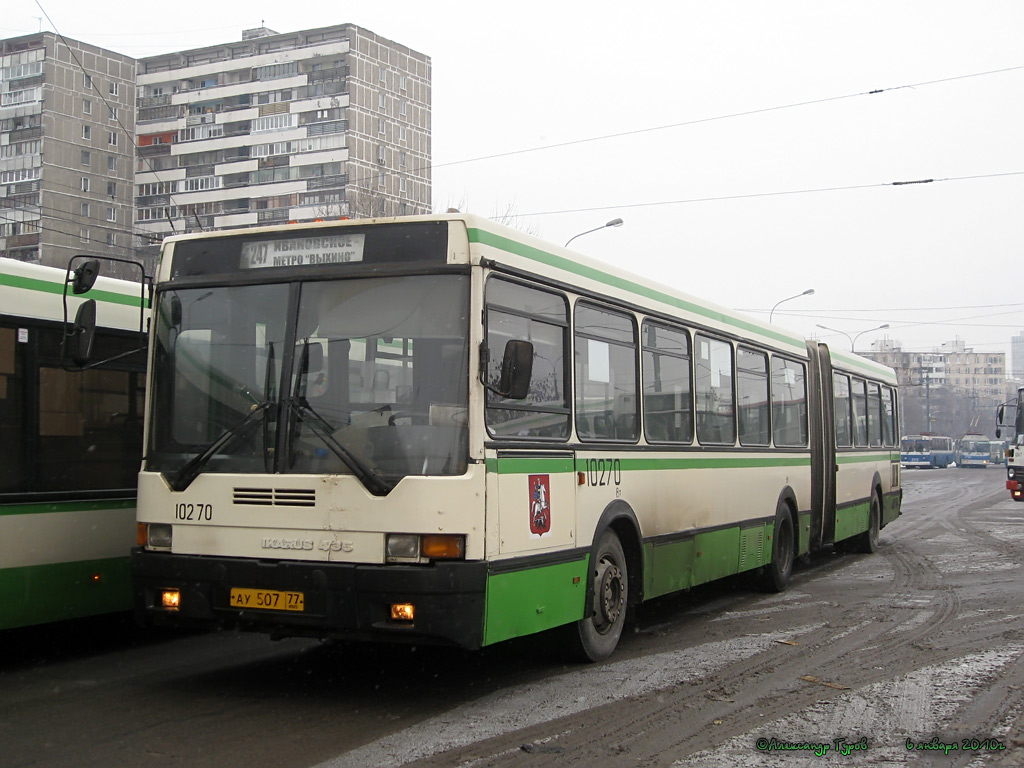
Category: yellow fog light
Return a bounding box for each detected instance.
[390,603,415,621]
[160,589,180,610]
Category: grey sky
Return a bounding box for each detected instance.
[6,0,1022,355]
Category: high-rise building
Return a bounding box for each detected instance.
[133,24,431,266]
[0,33,136,273]
[1011,332,1024,380]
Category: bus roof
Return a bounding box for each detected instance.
[0,258,146,331]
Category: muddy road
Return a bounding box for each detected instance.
[3,468,1022,767]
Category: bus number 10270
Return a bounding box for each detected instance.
[583,458,622,487]
[175,503,213,521]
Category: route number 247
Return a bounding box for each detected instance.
[583,458,622,487]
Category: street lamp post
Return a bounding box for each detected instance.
[565,218,624,248]
[816,323,890,352]
[769,288,814,323]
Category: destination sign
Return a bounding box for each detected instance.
[240,234,366,269]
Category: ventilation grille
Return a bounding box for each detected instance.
[233,487,316,507]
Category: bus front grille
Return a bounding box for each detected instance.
[233,487,317,507]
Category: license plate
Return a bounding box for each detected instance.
[229,587,305,612]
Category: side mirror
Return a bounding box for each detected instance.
[72,259,100,294]
[72,299,97,366]
[499,340,533,400]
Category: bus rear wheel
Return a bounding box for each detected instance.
[758,502,794,593]
[571,529,628,662]
[851,493,881,554]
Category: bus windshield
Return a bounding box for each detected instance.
[146,274,471,490]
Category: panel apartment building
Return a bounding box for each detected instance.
[134,24,431,263]
[0,33,136,271]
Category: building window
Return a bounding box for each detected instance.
[378,118,385,135]
[82,125,91,140]
[83,98,92,114]
[379,67,386,83]
[400,75,407,91]
[399,101,407,118]
[107,155,116,173]
[108,131,117,147]
[80,227,89,242]
[81,202,90,217]
[108,82,119,97]
[106,207,116,223]
[106,231,116,246]
[378,92,386,110]
[107,181,117,197]
[84,75,92,90]
[81,150,91,166]
[109,106,118,121]
[81,177,90,193]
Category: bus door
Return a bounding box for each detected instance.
[806,342,837,547]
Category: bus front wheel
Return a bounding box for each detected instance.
[572,529,628,662]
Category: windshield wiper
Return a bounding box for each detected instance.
[286,397,393,496]
[167,400,274,492]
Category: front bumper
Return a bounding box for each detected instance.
[131,548,488,649]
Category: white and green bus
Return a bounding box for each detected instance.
[131,214,901,660]
[0,259,147,629]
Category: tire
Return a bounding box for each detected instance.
[571,529,628,663]
[850,493,881,554]
[758,502,794,593]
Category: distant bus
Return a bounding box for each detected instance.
[990,440,1006,465]
[958,435,992,468]
[0,259,147,630]
[128,214,902,661]
[901,434,954,468]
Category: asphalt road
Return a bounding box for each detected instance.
[3,467,1022,767]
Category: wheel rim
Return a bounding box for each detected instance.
[593,555,625,634]
[777,516,794,573]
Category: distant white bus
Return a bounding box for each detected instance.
[0,259,147,629]
[131,214,901,660]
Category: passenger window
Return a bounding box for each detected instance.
[575,303,638,442]
[641,321,692,444]
[695,334,735,445]
[737,347,769,446]
[772,357,808,447]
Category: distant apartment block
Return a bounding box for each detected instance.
[0,33,135,271]
[134,24,431,262]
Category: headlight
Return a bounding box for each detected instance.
[148,523,173,549]
[1009,467,1017,479]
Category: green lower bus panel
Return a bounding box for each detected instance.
[692,527,741,586]
[0,557,132,630]
[834,501,870,543]
[882,493,901,526]
[644,538,694,599]
[483,557,589,646]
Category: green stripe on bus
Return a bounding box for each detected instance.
[0,272,148,309]
[483,556,589,646]
[486,455,811,474]
[836,452,900,465]
[0,498,136,517]
[0,556,132,630]
[468,227,804,348]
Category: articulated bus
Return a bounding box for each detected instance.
[130,214,901,661]
[958,435,992,468]
[900,434,954,469]
[0,259,146,629]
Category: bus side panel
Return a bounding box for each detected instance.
[691,526,741,586]
[0,557,131,630]
[482,556,588,646]
[834,499,870,542]
[644,538,694,598]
